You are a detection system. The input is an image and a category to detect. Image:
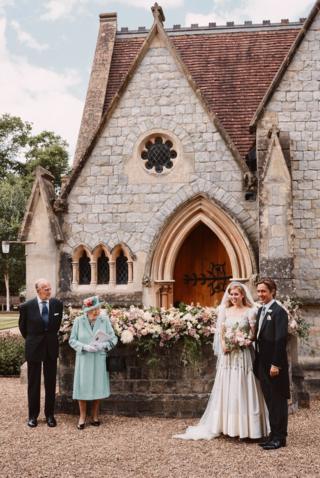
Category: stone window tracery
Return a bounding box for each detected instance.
[97,251,110,284]
[71,243,134,289]
[140,135,177,173]
[79,250,91,285]
[116,250,128,284]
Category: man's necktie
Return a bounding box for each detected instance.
[41,301,49,330]
[257,306,266,337]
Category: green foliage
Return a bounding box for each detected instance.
[0,113,70,296]
[0,177,27,295]
[24,131,70,188]
[0,113,70,187]
[0,114,32,177]
[0,333,25,375]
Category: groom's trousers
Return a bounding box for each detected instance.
[258,364,288,441]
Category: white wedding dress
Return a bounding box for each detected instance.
[174,308,270,440]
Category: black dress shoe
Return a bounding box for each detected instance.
[77,422,85,430]
[46,416,57,427]
[28,417,38,428]
[258,436,273,447]
[262,439,286,450]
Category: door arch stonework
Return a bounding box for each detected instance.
[146,195,257,307]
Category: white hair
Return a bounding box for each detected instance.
[35,278,50,291]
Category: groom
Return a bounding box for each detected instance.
[254,278,290,450]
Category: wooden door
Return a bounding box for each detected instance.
[173,223,232,307]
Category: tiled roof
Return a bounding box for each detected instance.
[103,26,300,160]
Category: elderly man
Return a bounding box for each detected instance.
[19,279,63,428]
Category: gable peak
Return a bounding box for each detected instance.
[151,3,165,25]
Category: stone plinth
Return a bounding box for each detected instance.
[56,341,216,417]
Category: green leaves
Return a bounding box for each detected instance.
[0,114,69,187]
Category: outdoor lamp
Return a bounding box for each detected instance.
[1,241,10,254]
[1,240,36,253]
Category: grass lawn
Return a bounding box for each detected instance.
[0,314,19,330]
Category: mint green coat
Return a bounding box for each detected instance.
[69,313,118,400]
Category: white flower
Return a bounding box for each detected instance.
[120,329,134,344]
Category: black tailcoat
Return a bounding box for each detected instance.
[254,301,290,399]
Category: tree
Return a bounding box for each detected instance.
[0,114,70,307]
[0,114,70,187]
[0,114,32,178]
[25,131,69,188]
[0,177,27,310]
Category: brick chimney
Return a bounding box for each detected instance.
[73,12,117,167]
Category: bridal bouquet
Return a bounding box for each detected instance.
[224,322,252,353]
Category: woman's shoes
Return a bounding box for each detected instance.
[90,419,101,426]
[77,422,85,430]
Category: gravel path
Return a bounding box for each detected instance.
[1,377,319,478]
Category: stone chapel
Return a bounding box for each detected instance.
[20,2,320,377]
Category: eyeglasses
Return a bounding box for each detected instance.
[42,288,51,292]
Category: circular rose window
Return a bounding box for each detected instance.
[141,136,177,173]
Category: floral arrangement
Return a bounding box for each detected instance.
[224,323,252,353]
[280,296,310,340]
[59,298,309,351]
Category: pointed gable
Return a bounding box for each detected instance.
[64,2,250,199]
[19,166,64,243]
[251,0,320,129]
[104,28,299,162]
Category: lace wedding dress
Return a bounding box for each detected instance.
[174,308,269,440]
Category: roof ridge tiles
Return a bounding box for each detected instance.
[116,19,304,36]
[117,18,306,34]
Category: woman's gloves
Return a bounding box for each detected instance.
[83,344,98,353]
[95,342,108,351]
[83,342,109,352]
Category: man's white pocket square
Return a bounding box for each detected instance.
[54,312,59,316]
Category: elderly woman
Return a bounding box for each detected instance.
[69,296,118,429]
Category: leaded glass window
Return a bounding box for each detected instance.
[141,136,177,173]
[97,251,109,284]
[116,250,128,284]
[79,251,91,284]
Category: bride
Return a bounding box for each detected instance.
[174,281,269,440]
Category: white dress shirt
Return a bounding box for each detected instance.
[37,296,49,314]
[257,299,275,337]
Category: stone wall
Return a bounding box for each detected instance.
[57,342,216,417]
[56,335,308,416]
[261,12,320,301]
[61,32,258,302]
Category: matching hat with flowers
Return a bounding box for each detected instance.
[82,295,104,313]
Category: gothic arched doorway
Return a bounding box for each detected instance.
[173,223,232,306]
[147,195,256,308]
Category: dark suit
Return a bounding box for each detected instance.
[19,297,63,419]
[254,301,290,441]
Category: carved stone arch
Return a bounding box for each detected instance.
[92,243,112,260]
[111,243,134,284]
[123,117,194,158]
[142,180,257,252]
[72,244,92,286]
[146,195,257,307]
[92,243,112,285]
[73,244,92,261]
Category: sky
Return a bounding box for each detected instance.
[0,0,314,161]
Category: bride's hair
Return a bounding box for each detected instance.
[225,282,253,308]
